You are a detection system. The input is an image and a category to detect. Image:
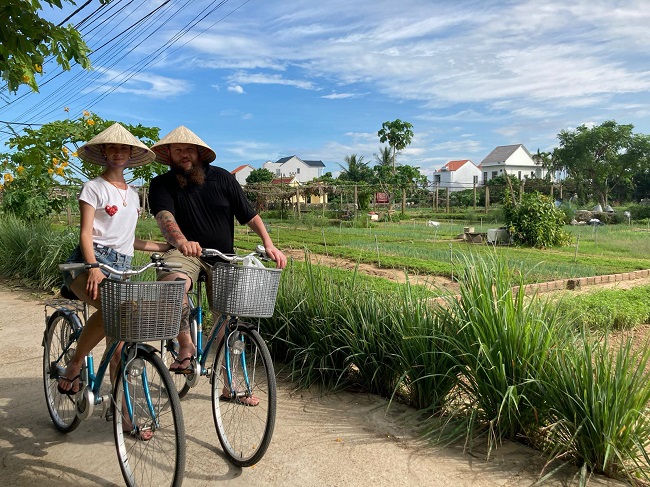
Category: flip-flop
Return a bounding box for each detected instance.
[169,356,193,374]
[126,428,154,441]
[57,374,81,396]
[219,393,259,407]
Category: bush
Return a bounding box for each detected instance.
[627,203,650,221]
[503,191,572,247]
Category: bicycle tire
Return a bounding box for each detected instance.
[113,347,186,487]
[160,338,191,399]
[211,325,277,467]
[42,310,82,433]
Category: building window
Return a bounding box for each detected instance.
[492,171,498,179]
[296,168,300,174]
[518,171,522,180]
[483,172,488,184]
[276,169,280,176]
[434,175,441,183]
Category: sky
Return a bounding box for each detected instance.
[2,0,650,178]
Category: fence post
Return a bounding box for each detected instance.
[485,185,490,213]
[446,188,450,213]
[296,185,301,218]
[435,184,439,212]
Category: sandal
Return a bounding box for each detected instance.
[169,356,193,374]
[219,393,259,407]
[57,374,81,396]
[126,427,154,441]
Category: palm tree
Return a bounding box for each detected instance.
[339,154,372,182]
[374,146,392,167]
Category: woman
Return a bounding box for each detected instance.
[57,123,170,398]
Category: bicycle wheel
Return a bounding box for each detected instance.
[160,338,191,399]
[42,310,82,433]
[211,325,276,467]
[113,347,186,487]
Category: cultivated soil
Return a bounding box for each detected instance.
[0,253,642,486]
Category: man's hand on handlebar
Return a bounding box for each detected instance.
[177,240,202,257]
[264,244,287,269]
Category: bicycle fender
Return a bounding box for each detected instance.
[42,309,83,347]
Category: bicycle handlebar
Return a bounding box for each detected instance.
[58,252,182,277]
[201,245,270,263]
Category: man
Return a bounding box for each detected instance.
[148,126,287,375]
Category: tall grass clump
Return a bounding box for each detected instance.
[0,215,77,290]
[266,253,456,404]
[265,254,355,388]
[434,252,573,456]
[540,332,650,484]
[392,281,458,412]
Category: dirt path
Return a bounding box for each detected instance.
[284,249,650,295]
[0,281,628,487]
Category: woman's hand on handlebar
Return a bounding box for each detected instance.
[177,240,202,257]
[86,266,105,300]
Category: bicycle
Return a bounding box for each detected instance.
[42,253,187,487]
[161,245,281,467]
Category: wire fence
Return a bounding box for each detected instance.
[48,178,573,224]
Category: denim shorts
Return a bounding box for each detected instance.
[62,244,132,288]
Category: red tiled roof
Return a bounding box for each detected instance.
[444,159,470,171]
[231,164,252,174]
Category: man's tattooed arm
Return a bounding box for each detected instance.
[155,210,188,248]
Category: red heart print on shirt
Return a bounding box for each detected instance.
[105,205,118,216]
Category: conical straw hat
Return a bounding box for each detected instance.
[150,125,216,165]
[77,122,155,167]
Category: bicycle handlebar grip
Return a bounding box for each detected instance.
[162,262,183,269]
[58,262,91,271]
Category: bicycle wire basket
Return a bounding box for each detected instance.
[101,279,185,342]
[211,262,282,318]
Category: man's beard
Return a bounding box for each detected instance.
[174,163,206,188]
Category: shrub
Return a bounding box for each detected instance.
[503,191,572,247]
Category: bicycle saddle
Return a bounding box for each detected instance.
[59,285,79,300]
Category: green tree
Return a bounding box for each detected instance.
[374,146,392,167]
[551,121,650,207]
[338,154,374,211]
[338,154,374,182]
[245,168,275,211]
[0,112,161,221]
[0,0,95,93]
[377,119,414,174]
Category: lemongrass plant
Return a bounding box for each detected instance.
[0,214,77,290]
[540,331,650,484]
[433,251,573,457]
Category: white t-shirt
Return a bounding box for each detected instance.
[78,177,140,256]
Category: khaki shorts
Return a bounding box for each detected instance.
[156,249,214,307]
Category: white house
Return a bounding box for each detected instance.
[431,159,482,191]
[263,155,325,183]
[231,164,255,185]
[479,144,548,183]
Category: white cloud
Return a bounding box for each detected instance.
[321,92,356,99]
[227,84,245,94]
[227,72,317,90]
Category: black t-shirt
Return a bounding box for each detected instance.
[148,165,256,253]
